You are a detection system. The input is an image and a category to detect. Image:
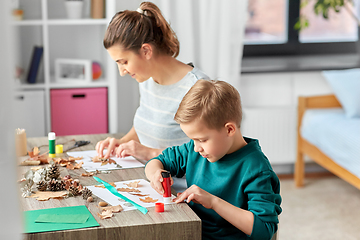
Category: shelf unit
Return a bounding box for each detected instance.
[12,0,118,136]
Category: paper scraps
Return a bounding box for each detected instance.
[97,205,123,220]
[28,191,68,201]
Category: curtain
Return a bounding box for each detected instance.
[153,0,248,90]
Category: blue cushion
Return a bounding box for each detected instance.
[322,68,360,118]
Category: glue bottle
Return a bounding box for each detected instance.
[48,132,56,158]
[161,171,172,203]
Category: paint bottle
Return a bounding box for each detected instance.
[161,171,171,203]
[48,132,56,158]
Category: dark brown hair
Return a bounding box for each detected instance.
[103,2,179,57]
[174,80,242,130]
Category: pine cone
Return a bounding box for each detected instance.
[47,164,60,180]
[82,187,92,200]
[69,185,80,197]
[37,180,48,191]
[48,179,65,191]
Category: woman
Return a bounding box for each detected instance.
[96,2,209,163]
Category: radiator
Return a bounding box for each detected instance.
[241,107,297,164]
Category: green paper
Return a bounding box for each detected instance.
[24,205,99,233]
[35,214,89,224]
[93,176,148,215]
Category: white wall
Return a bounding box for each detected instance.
[240,71,333,168]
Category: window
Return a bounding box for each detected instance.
[243,0,359,57]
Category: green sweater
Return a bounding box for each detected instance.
[152,137,282,240]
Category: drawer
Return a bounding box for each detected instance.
[13,90,46,137]
[50,88,108,136]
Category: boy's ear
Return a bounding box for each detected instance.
[140,43,153,60]
[225,122,236,136]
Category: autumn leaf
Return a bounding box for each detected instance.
[139,197,158,203]
[95,182,116,188]
[100,205,123,213]
[28,191,68,201]
[129,193,149,197]
[117,187,141,193]
[98,209,113,219]
[123,181,140,188]
[81,172,94,177]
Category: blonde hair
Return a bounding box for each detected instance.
[175,80,242,130]
[103,2,179,57]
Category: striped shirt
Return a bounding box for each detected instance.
[134,67,209,149]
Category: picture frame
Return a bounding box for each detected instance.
[55,58,91,83]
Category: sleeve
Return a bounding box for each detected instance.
[245,171,282,240]
[150,141,192,178]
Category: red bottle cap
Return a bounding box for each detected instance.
[155,202,164,212]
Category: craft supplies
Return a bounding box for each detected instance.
[155,202,164,212]
[93,177,148,215]
[15,128,27,156]
[161,171,172,203]
[48,132,56,158]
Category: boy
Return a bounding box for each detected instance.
[145,80,282,240]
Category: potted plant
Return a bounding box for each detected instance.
[64,0,84,19]
[295,0,360,30]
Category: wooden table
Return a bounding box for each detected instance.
[19,134,201,240]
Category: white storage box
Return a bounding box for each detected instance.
[13,90,46,137]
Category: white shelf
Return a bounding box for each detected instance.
[47,18,110,26]
[12,0,118,135]
[12,20,43,26]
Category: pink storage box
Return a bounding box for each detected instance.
[50,88,108,136]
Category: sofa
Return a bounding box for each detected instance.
[294,68,360,189]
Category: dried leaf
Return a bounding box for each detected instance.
[123,181,140,188]
[74,161,83,169]
[100,205,123,213]
[98,209,113,219]
[108,159,116,164]
[28,191,68,201]
[68,156,83,161]
[66,163,75,170]
[31,166,43,171]
[33,147,40,156]
[129,193,149,197]
[139,196,158,203]
[117,187,141,193]
[92,156,102,162]
[20,160,41,166]
[81,172,94,177]
[95,182,116,188]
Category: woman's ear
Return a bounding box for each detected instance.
[141,43,153,60]
[224,122,236,136]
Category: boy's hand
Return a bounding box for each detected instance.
[174,185,217,209]
[149,169,174,195]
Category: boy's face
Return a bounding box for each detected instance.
[180,118,233,163]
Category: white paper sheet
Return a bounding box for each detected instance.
[67,150,144,172]
[87,179,175,211]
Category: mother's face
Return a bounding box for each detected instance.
[107,44,152,83]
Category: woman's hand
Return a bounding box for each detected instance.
[174,185,217,209]
[149,169,174,195]
[115,140,162,161]
[95,137,121,158]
